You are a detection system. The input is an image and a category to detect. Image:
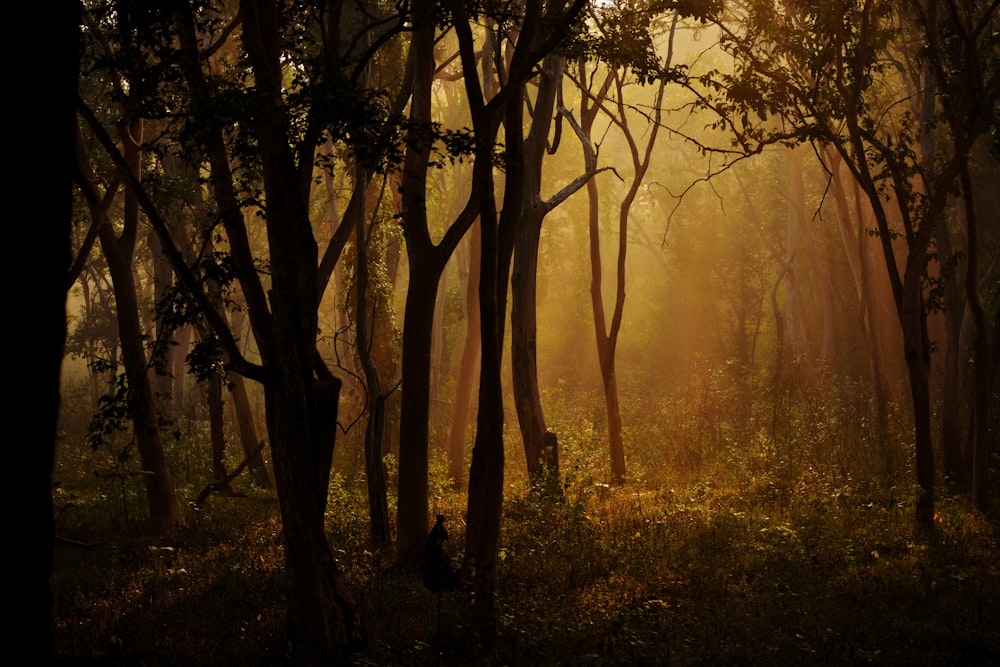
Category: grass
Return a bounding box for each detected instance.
[50,463,1000,666]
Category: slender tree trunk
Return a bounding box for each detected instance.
[397,262,443,562]
[789,148,836,369]
[395,4,443,564]
[458,14,514,655]
[956,147,992,512]
[353,162,391,547]
[227,369,272,488]
[785,148,811,380]
[581,57,668,485]
[839,99,938,526]
[455,0,589,651]
[148,227,175,408]
[937,207,970,486]
[511,57,561,487]
[224,306,271,487]
[447,223,481,488]
[825,150,895,473]
[465,148,506,657]
[899,250,936,526]
[432,267,447,405]
[206,369,231,490]
[102,224,187,531]
[95,113,186,533]
[172,324,192,417]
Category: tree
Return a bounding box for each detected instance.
[202,1,366,655]
[510,54,598,491]
[75,106,187,532]
[395,0,481,564]
[446,220,481,488]
[19,2,79,658]
[76,0,419,656]
[914,0,1000,511]
[822,146,899,475]
[450,0,589,650]
[352,161,392,547]
[693,0,998,526]
[573,2,679,484]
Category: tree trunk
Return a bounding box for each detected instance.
[511,57,561,487]
[465,152,506,658]
[456,12,512,655]
[172,324,192,418]
[227,369,273,488]
[824,149,895,474]
[353,162,391,547]
[784,148,811,380]
[27,4,76,656]
[454,0,589,652]
[240,1,361,656]
[395,5,442,564]
[96,113,186,533]
[207,369,231,490]
[937,207,970,487]
[956,145,993,513]
[148,226,176,409]
[447,223,481,488]
[790,148,836,369]
[840,99,938,526]
[582,59,667,486]
[225,306,271,487]
[397,264,443,563]
[899,242,936,526]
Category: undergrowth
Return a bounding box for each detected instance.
[51,370,998,665]
[51,464,999,666]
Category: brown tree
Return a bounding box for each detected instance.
[21,3,79,657]
[77,0,418,656]
[695,0,998,525]
[75,110,187,533]
[511,54,599,491]
[451,0,589,651]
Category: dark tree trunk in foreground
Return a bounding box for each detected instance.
[395,3,466,564]
[456,0,589,653]
[511,57,560,490]
[239,1,362,657]
[22,3,78,657]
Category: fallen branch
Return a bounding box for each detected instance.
[193,441,267,508]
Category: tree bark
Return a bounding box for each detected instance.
[824,149,895,475]
[511,57,561,487]
[353,162,391,547]
[227,369,273,488]
[25,4,77,656]
[447,223,481,488]
[90,111,186,533]
[240,1,361,656]
[395,3,448,564]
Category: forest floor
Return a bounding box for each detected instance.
[51,469,1000,666]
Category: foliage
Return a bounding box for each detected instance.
[52,364,999,663]
[51,450,1000,665]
